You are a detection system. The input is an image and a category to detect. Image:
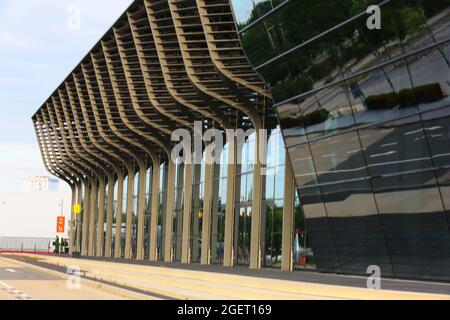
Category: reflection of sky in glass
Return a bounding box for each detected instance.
[231,0,265,25]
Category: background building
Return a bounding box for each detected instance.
[0,190,71,238]
[23,175,59,192]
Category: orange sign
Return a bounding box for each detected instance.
[57,216,65,233]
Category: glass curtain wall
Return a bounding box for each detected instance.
[211,144,227,264]
[100,185,108,257]
[131,173,139,259]
[119,176,127,258]
[263,128,285,267]
[173,161,185,262]
[234,135,255,266]
[190,161,205,263]
[111,180,118,258]
[144,168,152,259]
[233,0,450,280]
[158,162,168,261]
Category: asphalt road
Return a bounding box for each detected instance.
[0,256,140,300]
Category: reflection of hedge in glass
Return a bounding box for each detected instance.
[301,109,330,127]
[272,77,313,101]
[409,83,445,104]
[365,83,444,110]
[365,92,399,110]
[280,108,330,129]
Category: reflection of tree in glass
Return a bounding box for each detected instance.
[239,0,450,103]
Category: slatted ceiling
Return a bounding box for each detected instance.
[72,74,114,153]
[102,41,169,154]
[131,9,197,130]
[168,0,260,130]
[33,117,74,184]
[197,0,270,98]
[113,27,176,138]
[128,10,200,128]
[51,93,103,175]
[34,0,275,183]
[84,59,146,164]
[65,79,121,172]
[94,47,155,161]
[146,0,234,129]
[40,107,92,181]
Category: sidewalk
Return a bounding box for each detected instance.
[3,253,450,300]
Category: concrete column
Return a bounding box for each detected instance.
[75,184,83,253]
[224,135,237,267]
[250,132,266,269]
[136,159,148,260]
[124,165,136,260]
[164,160,176,262]
[69,184,77,255]
[181,163,193,264]
[114,171,124,259]
[281,154,295,272]
[201,159,214,265]
[88,180,98,257]
[149,159,161,261]
[96,176,106,257]
[104,174,115,258]
[81,182,91,256]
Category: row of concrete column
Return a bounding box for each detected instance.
[64,150,296,270]
[32,0,296,271]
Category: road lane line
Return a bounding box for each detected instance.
[0,280,33,300]
[0,281,14,290]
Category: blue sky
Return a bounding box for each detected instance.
[231,0,259,25]
[0,0,133,191]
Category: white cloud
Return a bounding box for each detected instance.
[0,31,34,49]
[0,0,133,192]
[0,142,47,191]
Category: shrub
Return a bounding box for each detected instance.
[364,83,444,110]
[414,83,444,103]
[299,108,330,127]
[272,78,313,102]
[365,92,399,110]
[398,88,418,108]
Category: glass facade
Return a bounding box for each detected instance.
[234,135,255,266]
[132,173,138,259]
[190,163,204,263]
[173,162,185,262]
[234,0,450,280]
[144,168,152,260]
[263,129,285,268]
[158,163,168,261]
[211,145,228,264]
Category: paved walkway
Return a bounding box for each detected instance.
[2,253,450,300]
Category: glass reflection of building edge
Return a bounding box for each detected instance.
[232,0,450,281]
